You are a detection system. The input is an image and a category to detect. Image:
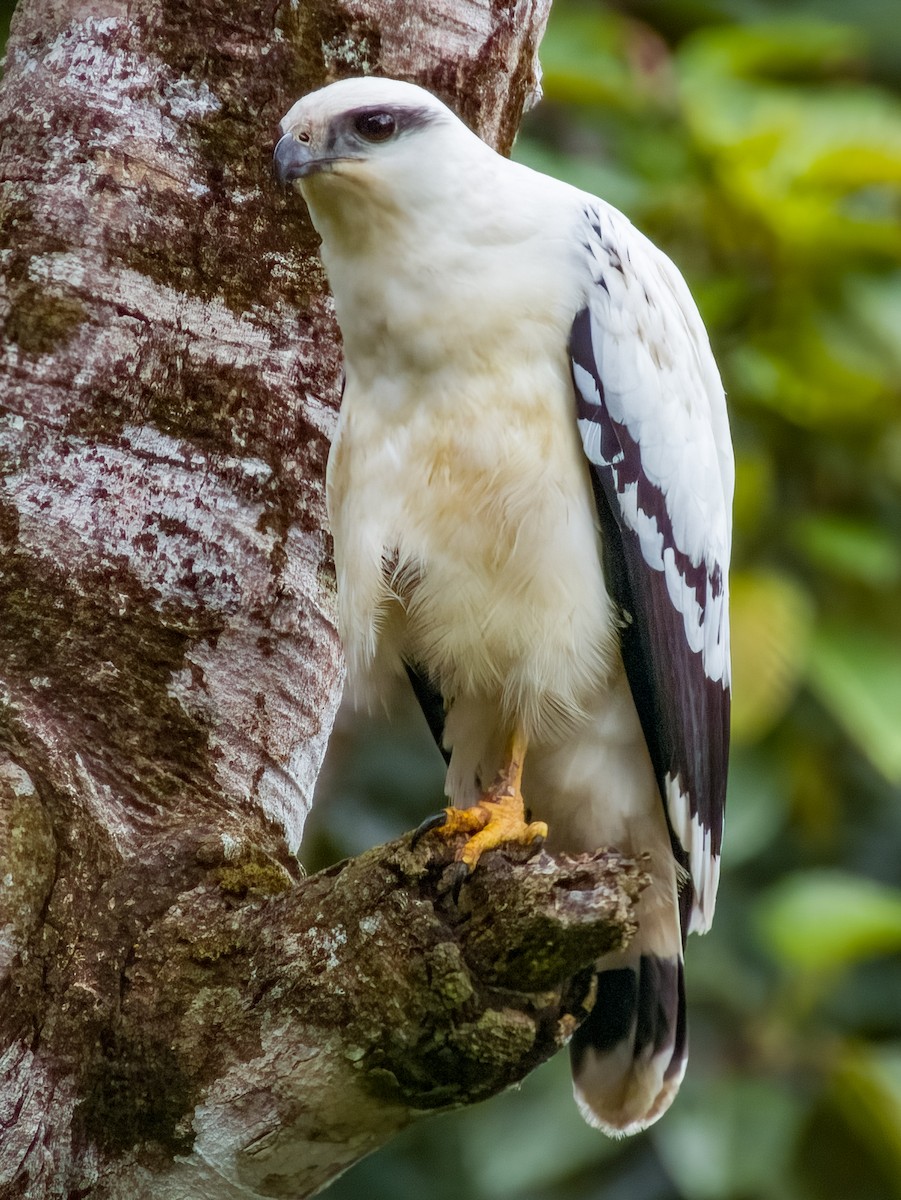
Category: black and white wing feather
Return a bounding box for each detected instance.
[570,201,733,935]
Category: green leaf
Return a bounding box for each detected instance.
[655,1074,803,1200]
[844,272,901,375]
[677,22,901,263]
[458,1054,616,1196]
[511,135,645,214]
[723,748,787,866]
[732,446,776,536]
[537,8,657,113]
[729,571,814,743]
[757,870,901,969]
[536,12,624,107]
[790,514,901,586]
[679,21,864,86]
[798,1046,901,1200]
[807,624,901,782]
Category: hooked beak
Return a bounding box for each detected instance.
[274,133,319,185]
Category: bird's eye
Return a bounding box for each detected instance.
[354,112,396,142]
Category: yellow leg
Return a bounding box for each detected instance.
[412,727,548,874]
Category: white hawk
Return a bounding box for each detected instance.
[275,76,733,1136]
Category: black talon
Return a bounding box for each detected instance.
[449,861,471,904]
[411,810,449,849]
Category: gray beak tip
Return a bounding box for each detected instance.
[273,133,313,186]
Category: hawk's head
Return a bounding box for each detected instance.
[273,77,508,258]
[274,77,465,189]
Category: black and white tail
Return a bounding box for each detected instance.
[570,936,687,1135]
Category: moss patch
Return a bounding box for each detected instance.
[449,1007,536,1068]
[75,1030,196,1154]
[112,0,333,317]
[0,191,67,263]
[0,777,57,972]
[4,283,86,355]
[424,941,475,1011]
[216,861,293,898]
[186,931,248,964]
[276,0,383,94]
[68,347,331,538]
[108,172,323,318]
[0,548,218,800]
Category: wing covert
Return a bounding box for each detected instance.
[570,201,733,934]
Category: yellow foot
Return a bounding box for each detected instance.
[410,728,547,888]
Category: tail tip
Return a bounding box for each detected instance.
[570,953,687,1136]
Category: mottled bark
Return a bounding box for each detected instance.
[0,0,643,1196]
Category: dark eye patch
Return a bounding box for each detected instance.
[341,105,437,151]
[353,111,397,142]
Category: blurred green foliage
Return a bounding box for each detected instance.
[8,0,896,1189]
[308,1,901,1197]
[0,1,14,50]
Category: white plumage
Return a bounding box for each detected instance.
[276,76,733,1136]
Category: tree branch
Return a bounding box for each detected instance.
[80,836,644,1198]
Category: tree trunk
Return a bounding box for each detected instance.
[0,1,642,1195]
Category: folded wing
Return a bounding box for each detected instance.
[569,200,733,935]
